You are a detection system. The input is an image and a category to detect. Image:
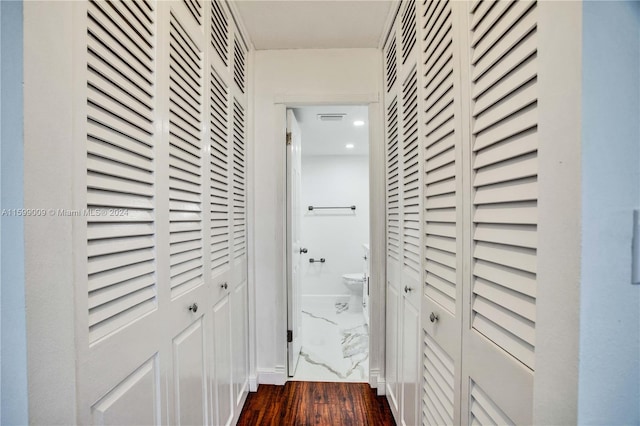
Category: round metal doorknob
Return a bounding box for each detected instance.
[430,312,439,323]
[404,285,413,293]
[220,282,228,290]
[188,303,198,313]
[300,248,308,254]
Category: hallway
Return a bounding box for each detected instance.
[1,0,639,425]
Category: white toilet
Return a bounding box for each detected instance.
[342,273,365,312]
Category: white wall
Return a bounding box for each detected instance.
[578,2,640,424]
[1,1,29,424]
[301,155,369,296]
[251,48,380,383]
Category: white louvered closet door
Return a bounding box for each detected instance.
[419,1,464,425]
[229,28,250,416]
[461,1,538,424]
[400,0,421,306]
[76,0,163,423]
[160,2,210,425]
[206,2,236,425]
[384,20,403,416]
[399,2,422,426]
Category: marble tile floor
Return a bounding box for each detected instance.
[291,298,369,383]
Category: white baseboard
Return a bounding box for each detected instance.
[257,366,287,386]
[369,369,386,395]
[249,374,258,392]
[369,368,379,388]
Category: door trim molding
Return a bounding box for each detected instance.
[274,93,378,105]
[263,92,386,389]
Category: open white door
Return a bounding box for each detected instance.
[286,109,303,377]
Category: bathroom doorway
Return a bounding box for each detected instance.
[286,105,371,382]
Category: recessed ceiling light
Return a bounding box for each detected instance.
[317,113,346,122]
[353,120,365,127]
[345,144,355,149]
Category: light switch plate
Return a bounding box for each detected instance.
[633,210,640,284]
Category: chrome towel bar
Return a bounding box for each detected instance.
[308,205,356,211]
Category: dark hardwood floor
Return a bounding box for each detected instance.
[237,381,396,426]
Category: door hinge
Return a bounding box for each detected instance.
[286,132,292,145]
[287,330,293,343]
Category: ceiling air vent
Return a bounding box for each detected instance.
[317,113,346,122]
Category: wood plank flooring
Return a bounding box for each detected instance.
[237,382,396,425]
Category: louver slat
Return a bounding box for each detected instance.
[169,12,203,297]
[232,99,246,259]
[183,0,202,25]
[386,36,398,91]
[88,1,152,67]
[422,1,449,68]
[422,333,455,426]
[210,68,230,275]
[470,0,538,370]
[470,0,496,31]
[233,37,246,93]
[470,381,515,426]
[402,68,420,274]
[211,0,229,67]
[423,0,457,315]
[387,97,400,261]
[86,0,156,343]
[401,0,417,64]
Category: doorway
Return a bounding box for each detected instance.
[287,105,371,382]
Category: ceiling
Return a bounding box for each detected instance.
[293,105,369,157]
[233,1,394,50]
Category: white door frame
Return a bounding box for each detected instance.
[273,93,387,391]
[286,109,303,377]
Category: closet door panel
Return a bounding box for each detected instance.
[400,64,422,304]
[399,3,422,425]
[85,0,158,347]
[419,1,465,425]
[421,332,455,426]
[162,3,210,424]
[399,0,422,305]
[167,5,205,299]
[211,294,233,426]
[401,297,421,426]
[172,318,208,425]
[384,20,402,419]
[385,283,402,414]
[206,3,236,423]
[230,96,247,284]
[90,357,160,426]
[76,1,165,422]
[232,278,249,406]
[229,25,250,416]
[385,17,401,285]
[462,1,538,424]
[386,93,401,285]
[209,64,232,302]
